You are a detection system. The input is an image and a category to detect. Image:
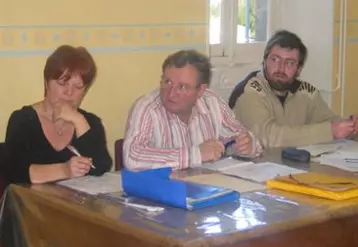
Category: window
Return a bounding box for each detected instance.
[209,0,276,64]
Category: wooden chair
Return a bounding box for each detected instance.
[114,139,124,170]
[0,143,8,198]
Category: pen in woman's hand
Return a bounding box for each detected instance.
[67,145,96,169]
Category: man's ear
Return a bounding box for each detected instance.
[44,80,48,96]
[197,83,208,98]
[296,66,303,77]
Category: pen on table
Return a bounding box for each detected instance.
[67,145,96,169]
[344,158,358,164]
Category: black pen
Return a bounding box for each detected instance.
[224,139,236,150]
[345,158,358,164]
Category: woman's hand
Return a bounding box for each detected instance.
[65,156,92,178]
[53,101,90,136]
[53,101,81,123]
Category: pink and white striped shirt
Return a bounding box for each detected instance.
[123,89,262,170]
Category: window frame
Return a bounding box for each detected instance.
[209,0,282,65]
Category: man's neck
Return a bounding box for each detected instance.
[177,113,191,124]
[272,88,288,97]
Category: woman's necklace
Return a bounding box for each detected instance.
[54,119,66,136]
[56,125,64,136]
[41,102,65,136]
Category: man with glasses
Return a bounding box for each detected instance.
[232,30,358,148]
[123,50,262,171]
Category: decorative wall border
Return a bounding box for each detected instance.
[0,44,207,57]
[0,22,207,57]
[0,22,207,28]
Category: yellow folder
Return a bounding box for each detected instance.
[266,172,358,200]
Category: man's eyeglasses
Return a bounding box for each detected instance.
[267,56,298,69]
[160,79,199,95]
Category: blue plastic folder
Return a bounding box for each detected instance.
[122,167,240,210]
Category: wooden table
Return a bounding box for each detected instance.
[2,149,358,247]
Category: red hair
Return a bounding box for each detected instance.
[43,45,97,89]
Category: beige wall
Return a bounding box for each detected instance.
[332,0,358,116]
[0,1,207,159]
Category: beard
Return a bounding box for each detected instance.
[265,72,296,92]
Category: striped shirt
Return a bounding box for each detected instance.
[123,89,263,170]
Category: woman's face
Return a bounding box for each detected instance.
[45,72,87,108]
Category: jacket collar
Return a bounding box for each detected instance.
[258,68,302,94]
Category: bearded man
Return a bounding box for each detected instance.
[231,30,358,148]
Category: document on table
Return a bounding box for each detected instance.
[298,139,356,157]
[57,172,122,195]
[218,162,306,183]
[320,155,358,172]
[314,141,358,172]
[202,156,254,171]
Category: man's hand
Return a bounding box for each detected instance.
[350,115,358,134]
[200,140,224,163]
[331,120,354,139]
[234,132,253,156]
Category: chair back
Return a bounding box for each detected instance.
[114,139,124,170]
[228,70,260,109]
[0,143,8,198]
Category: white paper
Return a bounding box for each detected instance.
[57,172,122,195]
[320,155,358,172]
[220,162,306,183]
[317,141,358,172]
[202,157,254,171]
[298,139,356,156]
[333,143,358,159]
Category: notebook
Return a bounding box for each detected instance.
[122,168,240,210]
[267,172,358,200]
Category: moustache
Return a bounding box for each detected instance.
[273,73,287,78]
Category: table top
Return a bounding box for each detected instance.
[6,148,358,247]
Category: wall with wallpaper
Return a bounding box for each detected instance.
[0,0,207,158]
[332,0,358,116]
